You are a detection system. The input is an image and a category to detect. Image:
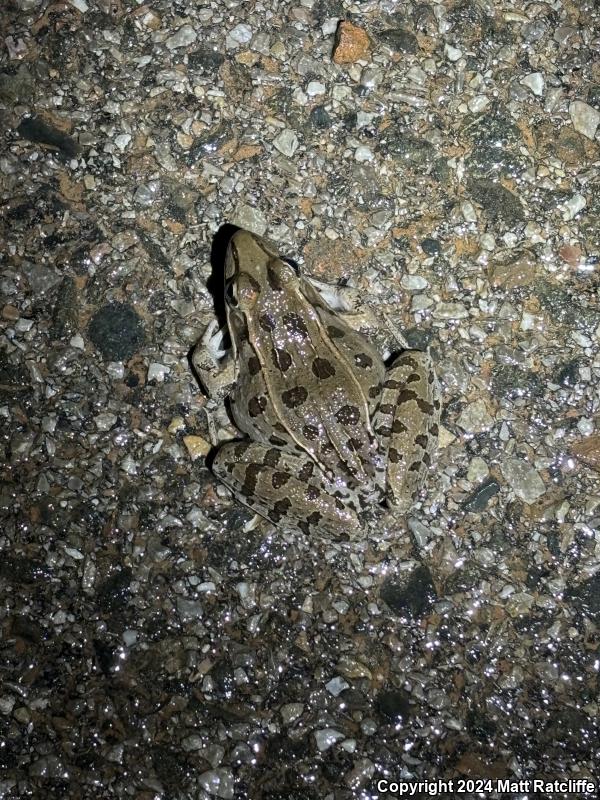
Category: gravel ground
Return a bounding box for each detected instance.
[1,0,599,798]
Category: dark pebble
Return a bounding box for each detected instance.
[375,688,412,723]
[555,360,580,387]
[17,115,79,158]
[462,478,501,512]
[468,179,525,228]
[309,105,332,129]
[420,237,441,255]
[380,564,437,617]
[88,302,145,361]
[96,567,133,613]
[378,28,419,54]
[565,573,600,619]
[188,47,226,72]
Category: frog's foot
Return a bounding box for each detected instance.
[212,440,363,539]
[374,350,440,514]
[192,319,235,402]
[310,278,410,355]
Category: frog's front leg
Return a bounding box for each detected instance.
[374,350,440,514]
[212,441,363,538]
[192,319,236,402]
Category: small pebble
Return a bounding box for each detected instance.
[354,146,374,162]
[520,72,545,96]
[314,728,345,752]
[502,458,546,504]
[165,24,197,49]
[306,81,326,96]
[562,193,586,221]
[569,100,599,140]
[228,23,253,45]
[444,44,462,61]
[273,129,299,157]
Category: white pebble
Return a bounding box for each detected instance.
[562,193,586,221]
[520,72,545,96]
[468,95,490,113]
[165,24,197,50]
[306,80,326,96]
[569,100,599,140]
[461,201,477,222]
[401,274,428,291]
[314,728,344,752]
[147,363,169,382]
[114,133,131,151]
[577,418,594,435]
[445,44,462,61]
[354,145,374,162]
[228,23,253,45]
[273,129,299,157]
[571,331,592,348]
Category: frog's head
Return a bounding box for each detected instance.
[224,229,300,315]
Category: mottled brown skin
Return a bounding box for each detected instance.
[194,229,439,537]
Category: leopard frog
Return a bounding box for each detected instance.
[193,229,439,537]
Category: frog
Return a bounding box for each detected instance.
[193,229,439,538]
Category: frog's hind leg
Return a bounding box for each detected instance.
[212,441,362,539]
[373,350,440,514]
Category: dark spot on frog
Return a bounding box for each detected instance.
[268,435,287,447]
[303,424,319,440]
[272,347,292,372]
[392,419,408,434]
[326,325,345,339]
[347,437,364,453]
[263,448,282,467]
[267,266,283,291]
[409,460,423,472]
[247,355,261,376]
[282,386,308,408]
[400,355,420,370]
[248,395,267,417]
[422,452,431,466]
[270,497,292,522]
[429,422,439,436]
[305,486,321,501]
[258,312,275,332]
[378,403,395,416]
[298,460,315,481]
[242,463,263,494]
[384,378,401,389]
[306,511,323,528]
[398,389,418,405]
[388,447,402,463]
[406,372,422,384]
[335,405,360,426]
[415,434,429,449]
[282,312,309,339]
[272,471,291,489]
[374,424,392,438]
[368,383,382,398]
[355,352,373,368]
[312,357,336,379]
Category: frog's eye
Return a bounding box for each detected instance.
[281,256,299,274]
[225,279,238,307]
